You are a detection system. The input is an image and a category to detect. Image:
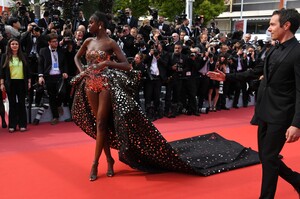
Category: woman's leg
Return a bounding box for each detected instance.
[213,89,220,110]
[86,89,113,180]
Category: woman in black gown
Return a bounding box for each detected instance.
[72,11,260,181]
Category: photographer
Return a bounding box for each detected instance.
[180,47,201,116]
[153,16,171,36]
[72,10,88,32]
[38,11,51,32]
[144,43,167,121]
[164,43,188,118]
[120,25,135,58]
[138,19,152,42]
[124,8,138,28]
[20,23,48,106]
[134,34,149,55]
[5,17,21,39]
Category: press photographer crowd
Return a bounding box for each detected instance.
[0,2,272,132]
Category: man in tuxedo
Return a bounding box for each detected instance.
[180,18,192,37]
[38,11,50,32]
[38,33,68,125]
[207,8,300,199]
[124,8,138,28]
[153,16,171,36]
[20,23,48,106]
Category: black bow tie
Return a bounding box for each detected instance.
[275,41,284,49]
[51,49,56,52]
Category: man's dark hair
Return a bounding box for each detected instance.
[7,17,19,26]
[273,8,300,34]
[48,33,58,41]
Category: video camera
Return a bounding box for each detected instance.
[148,7,158,23]
[72,0,83,18]
[116,10,127,25]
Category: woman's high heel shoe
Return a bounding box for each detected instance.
[106,158,115,177]
[89,161,99,181]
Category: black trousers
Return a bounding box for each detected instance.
[258,120,300,199]
[164,78,182,113]
[45,75,62,119]
[6,80,27,129]
[180,77,197,113]
[196,76,209,109]
[144,77,162,111]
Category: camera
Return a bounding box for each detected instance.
[176,63,183,72]
[175,13,187,25]
[135,40,146,48]
[247,52,252,57]
[116,10,127,25]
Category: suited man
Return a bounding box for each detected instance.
[20,23,48,106]
[124,8,138,28]
[153,16,171,36]
[72,10,88,33]
[120,25,135,58]
[38,33,68,125]
[38,11,50,32]
[180,18,192,37]
[232,47,249,108]
[143,43,167,121]
[207,8,300,199]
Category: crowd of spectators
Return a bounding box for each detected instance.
[0,5,273,128]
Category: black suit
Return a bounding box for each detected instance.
[227,37,300,199]
[38,47,68,119]
[126,16,138,28]
[153,23,171,36]
[143,52,167,120]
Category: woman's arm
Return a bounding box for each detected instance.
[104,39,131,71]
[74,38,92,72]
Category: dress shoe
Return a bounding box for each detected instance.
[8,128,15,133]
[20,127,27,132]
[2,121,7,128]
[51,118,59,125]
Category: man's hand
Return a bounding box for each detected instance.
[207,69,226,81]
[285,126,300,143]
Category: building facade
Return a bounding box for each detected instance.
[216,0,300,40]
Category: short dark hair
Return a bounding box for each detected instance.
[7,17,19,26]
[272,8,300,34]
[48,33,58,41]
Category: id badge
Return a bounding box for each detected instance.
[53,62,59,70]
[186,71,191,76]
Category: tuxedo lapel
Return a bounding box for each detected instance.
[264,47,275,80]
[268,40,298,81]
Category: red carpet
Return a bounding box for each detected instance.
[0,106,299,199]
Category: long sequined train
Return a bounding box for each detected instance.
[71,63,260,176]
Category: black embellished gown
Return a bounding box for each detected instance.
[71,51,260,176]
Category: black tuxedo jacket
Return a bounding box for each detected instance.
[153,23,171,36]
[227,37,300,127]
[127,16,138,28]
[20,31,48,57]
[38,47,67,76]
[144,52,168,81]
[180,25,192,37]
